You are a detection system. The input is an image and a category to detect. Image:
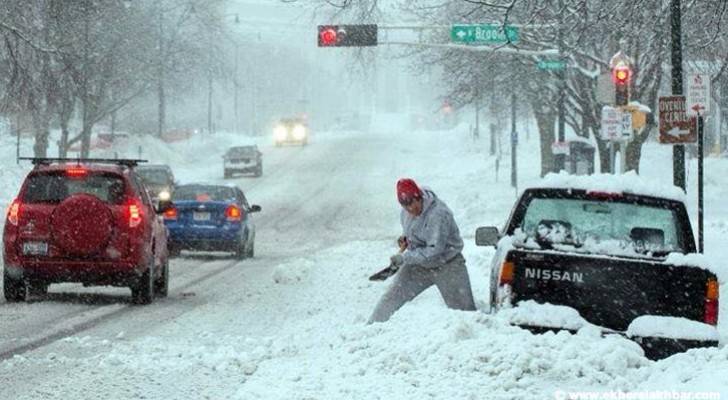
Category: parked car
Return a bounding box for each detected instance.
[476,174,719,360]
[273,117,308,146]
[223,145,262,178]
[136,164,176,201]
[3,158,172,304]
[164,183,261,259]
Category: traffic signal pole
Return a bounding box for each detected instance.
[671,0,686,191]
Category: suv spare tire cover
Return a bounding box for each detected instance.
[51,193,113,256]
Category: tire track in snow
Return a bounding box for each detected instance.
[0,257,241,362]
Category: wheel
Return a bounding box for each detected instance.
[168,244,181,258]
[131,261,154,305]
[4,270,27,302]
[154,258,169,298]
[234,239,246,260]
[246,240,254,258]
[28,281,48,297]
[224,169,232,179]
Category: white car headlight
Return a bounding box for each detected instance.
[158,190,171,201]
[274,125,287,141]
[292,125,306,140]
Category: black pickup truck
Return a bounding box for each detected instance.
[476,184,719,359]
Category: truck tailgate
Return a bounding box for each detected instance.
[508,250,714,331]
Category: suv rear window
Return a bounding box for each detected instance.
[174,185,235,202]
[22,172,126,204]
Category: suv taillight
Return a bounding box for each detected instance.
[126,198,143,228]
[163,207,178,220]
[225,204,242,222]
[705,278,719,325]
[6,199,20,226]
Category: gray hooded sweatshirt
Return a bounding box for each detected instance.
[400,188,464,269]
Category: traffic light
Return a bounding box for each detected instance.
[612,62,631,106]
[317,24,378,47]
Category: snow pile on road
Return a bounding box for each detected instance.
[272,259,312,284]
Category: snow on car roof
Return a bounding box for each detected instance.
[529,171,686,203]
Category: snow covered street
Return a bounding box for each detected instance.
[1,124,728,399]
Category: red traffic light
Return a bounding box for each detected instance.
[319,27,337,46]
[613,63,631,85]
[317,24,377,47]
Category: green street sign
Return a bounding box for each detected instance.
[450,24,519,45]
[537,60,566,70]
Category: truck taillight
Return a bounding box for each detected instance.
[225,204,242,222]
[705,279,719,325]
[163,207,178,220]
[6,199,20,226]
[126,198,143,228]
[499,261,515,285]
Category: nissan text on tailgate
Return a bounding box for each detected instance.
[3,158,173,304]
[475,173,719,359]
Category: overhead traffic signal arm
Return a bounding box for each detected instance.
[317,24,378,47]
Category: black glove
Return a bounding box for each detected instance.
[390,253,404,267]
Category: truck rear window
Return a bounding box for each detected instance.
[137,169,170,185]
[22,172,126,204]
[519,198,684,254]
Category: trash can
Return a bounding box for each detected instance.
[566,141,595,175]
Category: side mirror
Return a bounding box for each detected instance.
[156,200,174,215]
[249,204,262,213]
[475,226,500,246]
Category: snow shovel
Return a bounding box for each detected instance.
[368,262,399,281]
[369,238,407,281]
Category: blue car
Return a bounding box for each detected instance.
[164,184,261,259]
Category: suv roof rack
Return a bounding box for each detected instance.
[19,157,148,168]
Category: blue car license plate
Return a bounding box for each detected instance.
[193,212,211,221]
[23,241,48,255]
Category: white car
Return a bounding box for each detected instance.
[273,118,308,146]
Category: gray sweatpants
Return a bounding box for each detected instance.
[368,254,476,323]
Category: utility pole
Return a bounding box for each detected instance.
[489,74,496,156]
[511,93,518,191]
[157,4,165,138]
[555,0,566,172]
[671,0,686,190]
[234,42,239,133]
[474,86,480,140]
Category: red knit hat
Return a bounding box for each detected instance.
[396,178,422,205]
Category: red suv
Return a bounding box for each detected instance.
[3,158,171,304]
